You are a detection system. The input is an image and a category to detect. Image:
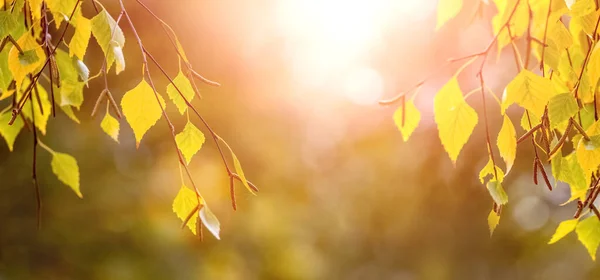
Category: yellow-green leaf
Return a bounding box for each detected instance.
[479,158,505,184]
[219,136,257,195]
[51,151,82,198]
[166,71,195,115]
[175,121,205,165]
[91,8,125,72]
[393,100,420,142]
[488,209,500,235]
[27,0,43,20]
[548,93,578,128]
[497,115,516,174]
[556,152,588,202]
[434,77,478,163]
[200,204,221,240]
[436,0,462,30]
[21,84,51,135]
[121,79,166,148]
[60,105,80,124]
[173,185,199,235]
[101,112,120,142]
[486,180,508,205]
[0,110,23,151]
[576,215,600,260]
[69,15,91,59]
[502,69,557,117]
[549,219,578,244]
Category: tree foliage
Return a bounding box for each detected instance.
[382,0,600,259]
[0,0,258,239]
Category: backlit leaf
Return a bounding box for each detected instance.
[497,115,516,173]
[121,79,166,148]
[434,77,478,163]
[91,8,125,72]
[172,185,199,235]
[488,210,500,235]
[479,158,505,184]
[21,84,51,135]
[436,0,462,30]
[166,71,195,115]
[502,69,557,117]
[175,121,205,165]
[101,112,120,143]
[549,218,578,244]
[576,215,600,260]
[393,99,420,142]
[51,151,82,198]
[69,15,92,59]
[0,110,23,151]
[219,136,257,195]
[548,93,578,128]
[8,32,45,89]
[486,179,508,205]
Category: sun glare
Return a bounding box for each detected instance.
[276,0,434,105]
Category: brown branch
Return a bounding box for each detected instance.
[181,204,199,229]
[548,121,572,158]
[571,117,591,141]
[536,159,552,191]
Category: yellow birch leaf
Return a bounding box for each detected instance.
[549,219,578,244]
[51,151,82,198]
[479,158,506,184]
[488,210,500,235]
[502,69,557,117]
[393,99,420,142]
[21,84,51,135]
[175,121,205,165]
[576,215,600,260]
[166,71,195,115]
[69,15,92,59]
[27,0,43,20]
[497,115,516,174]
[436,0,463,30]
[121,79,166,148]
[434,77,478,163]
[60,105,80,124]
[172,185,199,235]
[101,112,120,143]
[219,136,257,195]
[8,32,46,89]
[0,110,23,151]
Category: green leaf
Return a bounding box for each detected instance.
[556,152,589,202]
[121,79,166,148]
[393,99,420,142]
[549,219,578,244]
[434,77,478,163]
[488,210,500,236]
[0,11,19,39]
[172,185,199,235]
[101,112,120,143]
[548,93,578,128]
[91,8,125,72]
[200,204,221,240]
[175,121,205,165]
[0,110,23,151]
[497,115,516,174]
[69,15,92,59]
[51,151,82,198]
[576,216,600,260]
[486,180,508,205]
[166,71,195,115]
[436,0,462,30]
[502,69,557,117]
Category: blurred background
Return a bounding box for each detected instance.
[1,0,599,279]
